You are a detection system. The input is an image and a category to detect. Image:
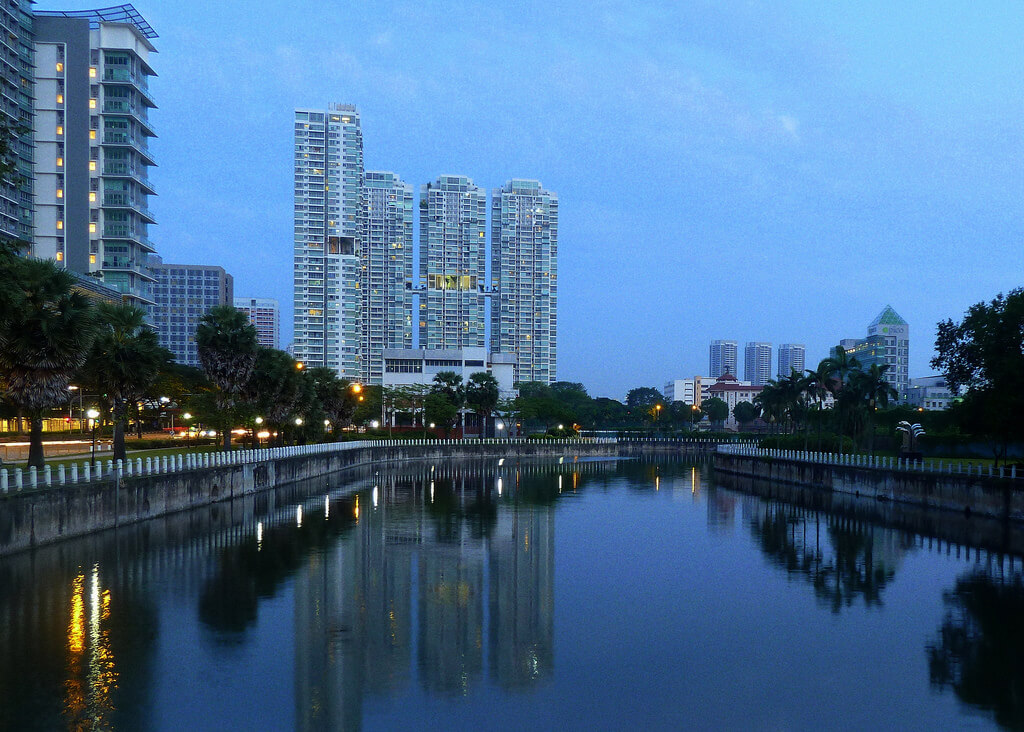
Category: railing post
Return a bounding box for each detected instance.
[44,465,52,486]
[15,468,23,491]
[28,466,37,489]
[70,463,78,483]
[0,468,7,493]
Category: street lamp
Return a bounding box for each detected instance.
[183,412,192,448]
[295,361,305,371]
[294,417,303,426]
[87,408,100,466]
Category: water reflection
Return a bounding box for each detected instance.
[928,567,1024,730]
[3,457,1024,730]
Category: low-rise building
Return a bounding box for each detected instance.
[905,376,956,411]
[666,375,751,407]
[706,373,762,430]
[382,347,516,399]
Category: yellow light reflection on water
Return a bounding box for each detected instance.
[64,565,117,728]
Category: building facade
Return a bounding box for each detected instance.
[234,296,279,350]
[905,376,955,411]
[664,375,735,407]
[150,259,233,366]
[382,347,516,399]
[0,1,33,245]
[744,342,772,386]
[709,340,738,377]
[706,372,762,430]
[490,179,558,384]
[843,305,910,400]
[360,170,413,384]
[34,5,158,305]
[419,175,486,351]
[293,104,363,377]
[777,343,806,378]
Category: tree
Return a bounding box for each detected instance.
[0,259,96,467]
[431,371,464,406]
[196,306,259,449]
[80,303,170,461]
[465,372,500,436]
[625,387,663,408]
[733,401,760,428]
[424,392,459,436]
[246,349,303,444]
[702,397,729,428]
[932,289,1024,463]
[310,367,358,438]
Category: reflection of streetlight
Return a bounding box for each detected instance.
[87,408,100,466]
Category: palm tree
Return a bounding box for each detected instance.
[821,346,861,450]
[309,367,359,440]
[805,360,835,449]
[196,306,259,449]
[857,363,898,454]
[465,372,500,437]
[0,259,96,467]
[81,303,170,461]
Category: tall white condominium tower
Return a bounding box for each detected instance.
[234,297,280,350]
[777,343,806,378]
[709,340,738,377]
[360,171,413,384]
[419,175,486,349]
[491,179,558,384]
[744,342,772,386]
[293,104,363,377]
[34,5,158,304]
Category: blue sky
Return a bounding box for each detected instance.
[55,1,1024,398]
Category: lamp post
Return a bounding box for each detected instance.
[68,385,82,432]
[691,404,699,432]
[87,408,100,466]
[255,416,263,449]
[294,417,303,446]
[183,412,192,448]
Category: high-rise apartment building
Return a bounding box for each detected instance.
[709,340,738,378]
[293,104,363,377]
[360,171,413,383]
[234,296,280,350]
[33,5,158,304]
[0,1,34,245]
[744,342,772,386]
[843,305,910,400]
[777,343,806,378]
[419,175,486,350]
[149,258,233,366]
[490,179,558,384]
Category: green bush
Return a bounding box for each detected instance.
[760,433,855,453]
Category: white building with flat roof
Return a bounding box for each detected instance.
[382,347,516,399]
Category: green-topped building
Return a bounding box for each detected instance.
[842,305,909,401]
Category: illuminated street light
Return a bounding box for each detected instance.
[371,420,380,429]
[295,361,305,370]
[294,417,303,426]
[255,416,264,424]
[87,408,100,466]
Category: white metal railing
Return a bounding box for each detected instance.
[715,443,1021,480]
[0,436,621,494]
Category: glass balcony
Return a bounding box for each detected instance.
[103,192,156,223]
[101,161,155,194]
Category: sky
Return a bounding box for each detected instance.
[54,0,1024,398]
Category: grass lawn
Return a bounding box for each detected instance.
[3,444,241,472]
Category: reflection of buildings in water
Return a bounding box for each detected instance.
[418,544,484,694]
[489,504,555,688]
[705,485,737,534]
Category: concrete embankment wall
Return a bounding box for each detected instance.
[714,452,1024,521]
[0,440,627,556]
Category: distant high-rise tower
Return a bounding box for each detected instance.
[844,305,910,400]
[777,343,806,378]
[0,1,33,246]
[744,342,772,386]
[419,175,486,350]
[292,104,363,377]
[361,171,413,384]
[234,297,280,350]
[34,5,159,304]
[491,179,558,384]
[709,340,738,377]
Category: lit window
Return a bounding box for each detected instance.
[56,188,63,198]
[56,94,63,104]
[89,130,96,140]
[89,254,96,264]
[55,252,63,261]
[89,98,96,109]
[89,161,96,171]
[56,125,63,136]
[56,62,63,72]
[56,157,63,167]
[89,67,97,78]
[88,192,96,202]
[89,223,96,233]
[56,220,63,230]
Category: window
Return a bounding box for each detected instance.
[89,223,96,233]
[89,161,97,171]
[56,94,63,104]
[89,130,96,140]
[89,99,97,109]
[89,254,96,264]
[89,67,97,78]
[56,62,63,72]
[89,192,96,202]
[56,188,63,198]
[56,125,63,136]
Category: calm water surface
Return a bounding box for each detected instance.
[0,457,1021,731]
